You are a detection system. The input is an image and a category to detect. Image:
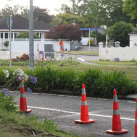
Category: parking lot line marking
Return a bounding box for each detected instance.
[26,106,134,121]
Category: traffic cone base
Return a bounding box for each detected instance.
[106,129,128,134]
[16,109,31,113]
[75,119,95,124]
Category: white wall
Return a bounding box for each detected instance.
[0,40,71,52]
[99,43,137,61]
[11,41,71,52]
[129,34,137,47]
[0,51,42,60]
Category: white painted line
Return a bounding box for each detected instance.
[27,106,80,114]
[77,58,85,61]
[49,114,77,119]
[127,101,135,103]
[89,114,134,121]
[25,105,135,121]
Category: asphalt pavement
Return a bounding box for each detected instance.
[12,91,136,137]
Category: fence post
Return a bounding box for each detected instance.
[115,41,120,47]
[99,42,103,60]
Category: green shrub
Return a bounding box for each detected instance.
[1,66,137,98]
[87,38,94,46]
[16,31,40,39]
[0,88,17,111]
[4,41,9,47]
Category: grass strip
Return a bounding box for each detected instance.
[0,107,78,137]
[88,60,137,66]
[56,51,99,56]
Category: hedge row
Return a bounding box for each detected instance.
[0,66,137,98]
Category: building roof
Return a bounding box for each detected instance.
[0,15,53,30]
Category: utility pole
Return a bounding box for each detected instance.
[6,14,13,70]
[9,15,11,69]
[29,0,34,70]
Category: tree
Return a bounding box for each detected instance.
[46,24,82,41]
[33,6,54,24]
[59,0,88,15]
[107,21,134,47]
[0,4,29,19]
[16,32,40,39]
[123,0,137,20]
[50,13,97,28]
[0,5,53,24]
[87,0,137,27]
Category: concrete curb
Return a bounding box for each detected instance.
[9,89,137,101]
[55,52,99,56]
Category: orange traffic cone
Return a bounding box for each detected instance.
[106,89,128,134]
[16,78,31,113]
[42,53,44,60]
[75,84,95,124]
[135,98,137,137]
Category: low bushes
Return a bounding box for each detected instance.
[1,66,137,98]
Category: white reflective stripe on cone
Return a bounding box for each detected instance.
[81,101,87,105]
[113,95,118,102]
[136,104,137,111]
[20,93,26,98]
[20,82,24,87]
[82,88,86,95]
[113,109,120,115]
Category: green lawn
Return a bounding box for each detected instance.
[56,51,99,56]
[88,60,137,66]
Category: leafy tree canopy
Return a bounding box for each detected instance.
[33,6,54,24]
[50,13,98,28]
[123,0,137,20]
[0,4,29,19]
[59,0,89,15]
[87,0,137,27]
[107,21,134,46]
[46,24,82,41]
[16,32,40,39]
[0,4,53,24]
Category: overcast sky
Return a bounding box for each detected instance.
[0,0,71,15]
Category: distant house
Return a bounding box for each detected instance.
[128,28,137,47]
[0,15,53,41]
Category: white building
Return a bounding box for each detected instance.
[129,29,137,47]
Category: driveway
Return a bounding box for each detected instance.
[75,45,99,51]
